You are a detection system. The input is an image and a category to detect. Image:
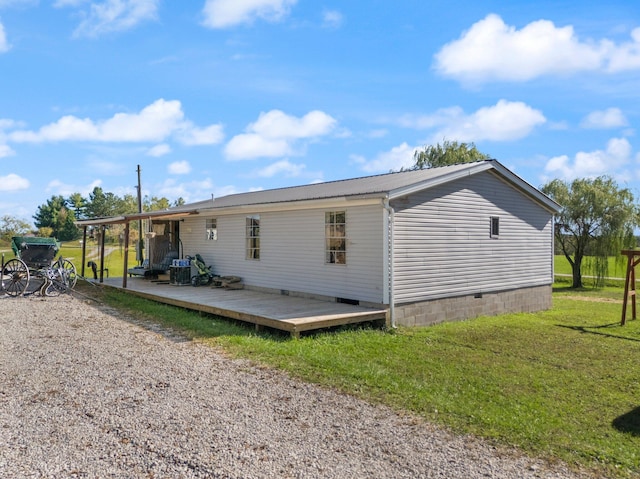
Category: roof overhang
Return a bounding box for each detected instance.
[75,209,199,227]
[388,160,561,214]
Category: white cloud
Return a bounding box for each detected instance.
[0,21,10,53]
[607,27,640,72]
[401,100,545,142]
[354,142,417,174]
[7,99,222,147]
[0,144,15,157]
[202,0,296,29]
[146,143,171,157]
[225,109,336,160]
[434,14,640,83]
[544,137,633,180]
[0,173,29,191]
[168,160,191,175]
[254,159,305,177]
[322,9,343,29]
[46,178,102,197]
[153,177,215,203]
[64,0,159,38]
[177,123,224,145]
[580,107,628,129]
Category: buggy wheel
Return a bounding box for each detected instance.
[2,258,30,296]
[59,259,77,289]
[191,276,201,287]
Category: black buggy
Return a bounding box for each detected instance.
[1,237,77,297]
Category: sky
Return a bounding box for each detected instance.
[1,1,640,226]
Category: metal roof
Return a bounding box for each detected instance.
[193,160,560,213]
[76,160,560,227]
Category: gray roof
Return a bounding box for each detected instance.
[189,160,559,213]
[76,160,559,227]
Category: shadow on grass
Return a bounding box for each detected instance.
[557,323,640,343]
[613,406,640,436]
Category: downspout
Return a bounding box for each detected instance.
[383,198,396,329]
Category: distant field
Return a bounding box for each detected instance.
[554,254,627,278]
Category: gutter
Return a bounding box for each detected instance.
[383,198,396,329]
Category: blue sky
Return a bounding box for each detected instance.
[1,1,640,225]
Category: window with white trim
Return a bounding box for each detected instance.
[325,211,346,264]
[246,215,260,260]
[206,218,217,241]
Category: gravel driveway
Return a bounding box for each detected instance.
[0,294,596,478]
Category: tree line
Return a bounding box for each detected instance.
[2,141,638,289]
[0,187,185,244]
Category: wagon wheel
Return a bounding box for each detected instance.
[1,258,30,296]
[58,259,77,289]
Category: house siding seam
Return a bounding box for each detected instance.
[181,204,386,303]
[391,171,553,305]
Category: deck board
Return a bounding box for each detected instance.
[98,277,388,337]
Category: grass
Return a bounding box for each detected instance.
[83,283,640,478]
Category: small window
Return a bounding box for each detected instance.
[206,218,217,241]
[246,215,260,260]
[325,211,346,264]
[490,216,500,238]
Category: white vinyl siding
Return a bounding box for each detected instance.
[391,171,553,304]
[181,204,385,303]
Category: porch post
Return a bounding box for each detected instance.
[80,226,87,278]
[99,225,106,283]
[122,221,130,289]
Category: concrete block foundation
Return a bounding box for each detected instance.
[393,285,552,327]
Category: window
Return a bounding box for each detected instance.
[206,218,217,241]
[325,211,346,264]
[246,215,260,260]
[490,216,500,238]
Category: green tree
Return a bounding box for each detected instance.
[144,195,171,211]
[56,207,80,241]
[68,192,87,220]
[541,176,639,288]
[0,215,31,243]
[412,140,491,169]
[33,195,81,240]
[85,187,127,218]
[33,195,67,232]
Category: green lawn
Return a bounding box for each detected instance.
[555,254,627,278]
[88,283,640,478]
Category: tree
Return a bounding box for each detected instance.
[33,196,80,240]
[33,195,67,232]
[541,176,639,288]
[68,192,87,220]
[412,140,491,169]
[0,215,31,243]
[144,195,171,212]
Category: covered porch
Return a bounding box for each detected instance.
[97,276,389,338]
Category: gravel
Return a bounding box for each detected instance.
[0,293,598,478]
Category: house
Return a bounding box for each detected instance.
[77,160,559,328]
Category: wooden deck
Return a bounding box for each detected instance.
[98,277,388,338]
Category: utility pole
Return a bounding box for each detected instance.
[137,165,143,265]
